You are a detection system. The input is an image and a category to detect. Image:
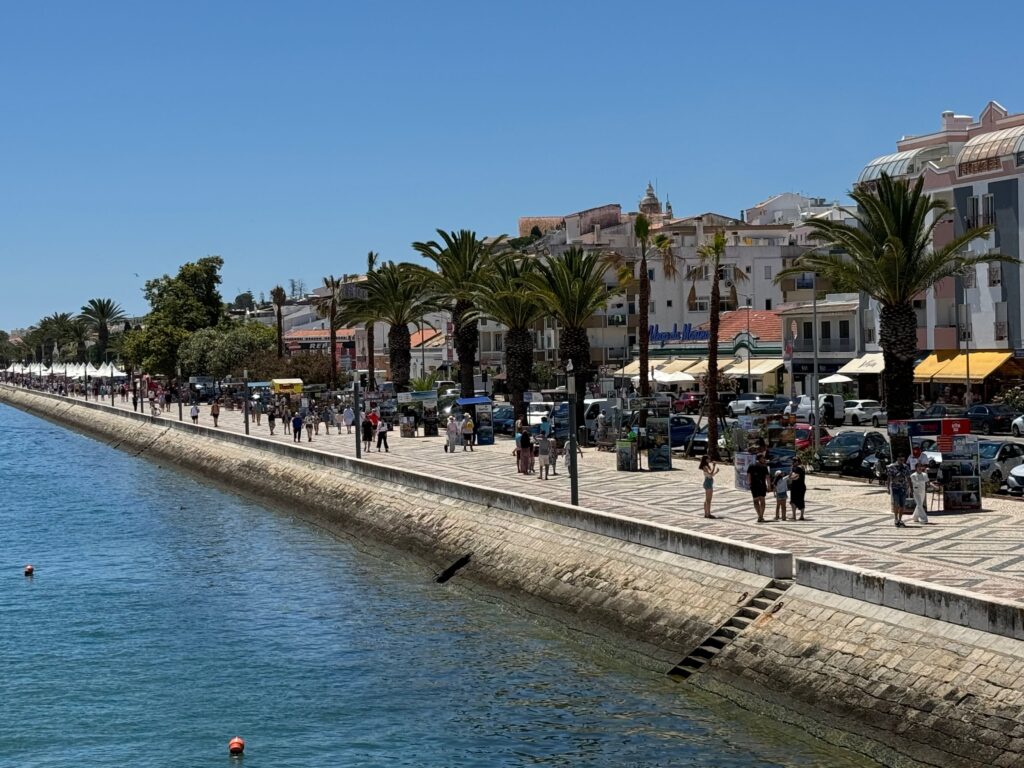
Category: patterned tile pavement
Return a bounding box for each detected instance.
[65,395,1024,604]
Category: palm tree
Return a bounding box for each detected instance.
[526,247,610,423]
[364,251,378,391]
[689,231,745,461]
[777,173,1007,419]
[315,275,342,389]
[466,254,545,421]
[337,261,435,392]
[413,230,505,398]
[270,285,287,358]
[79,298,126,363]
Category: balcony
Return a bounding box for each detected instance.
[793,338,855,353]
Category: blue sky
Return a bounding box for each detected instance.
[3,0,1023,329]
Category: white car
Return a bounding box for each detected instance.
[978,441,1024,485]
[784,394,846,426]
[844,399,883,427]
[1012,415,1024,437]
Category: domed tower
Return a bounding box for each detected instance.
[639,182,662,216]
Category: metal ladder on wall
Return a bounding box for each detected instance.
[668,579,793,680]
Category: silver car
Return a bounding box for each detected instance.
[978,441,1024,485]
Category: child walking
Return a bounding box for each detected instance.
[772,470,789,521]
[536,435,551,480]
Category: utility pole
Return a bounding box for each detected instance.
[812,273,820,454]
[566,359,579,506]
[354,381,362,459]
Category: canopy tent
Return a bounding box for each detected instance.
[838,352,885,376]
[724,358,784,378]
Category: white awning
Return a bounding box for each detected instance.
[837,353,885,376]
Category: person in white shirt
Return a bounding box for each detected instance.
[445,415,460,454]
[910,463,930,524]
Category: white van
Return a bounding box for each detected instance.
[785,394,846,426]
[583,398,611,438]
[526,401,553,426]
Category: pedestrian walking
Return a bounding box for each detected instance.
[254,399,263,426]
[747,453,769,523]
[699,456,718,518]
[283,408,292,436]
[445,415,459,454]
[518,428,533,474]
[549,439,560,475]
[536,434,551,479]
[189,404,199,424]
[788,458,807,520]
[376,416,390,452]
[361,416,374,453]
[210,400,220,427]
[343,406,355,434]
[267,406,277,435]
[888,454,912,528]
[772,470,789,521]
[292,412,304,443]
[462,414,475,451]
[910,462,930,524]
[304,412,315,442]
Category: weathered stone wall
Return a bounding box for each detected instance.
[5,385,1024,768]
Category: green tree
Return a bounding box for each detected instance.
[79,298,126,363]
[143,256,225,332]
[177,328,221,377]
[270,285,287,358]
[467,254,545,420]
[0,330,15,366]
[121,317,191,376]
[231,291,255,311]
[337,261,435,392]
[315,275,342,389]
[777,173,1006,419]
[210,323,276,377]
[526,247,610,422]
[413,230,505,398]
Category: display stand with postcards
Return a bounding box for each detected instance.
[942,434,982,511]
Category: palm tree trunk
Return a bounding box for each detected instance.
[707,264,722,461]
[98,325,109,362]
[366,322,376,391]
[638,255,650,398]
[880,302,918,420]
[329,297,338,390]
[505,326,533,421]
[275,307,284,358]
[388,323,412,392]
[453,299,477,398]
[560,326,590,426]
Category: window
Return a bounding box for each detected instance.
[648,301,656,314]
[912,299,926,309]
[1017,151,1024,167]
[647,269,655,282]
[494,334,503,352]
[982,194,996,226]
[821,321,831,340]
[802,321,812,340]
[764,299,772,310]
[666,299,673,308]
[839,320,850,339]
[796,272,815,290]
[764,265,772,279]
[694,296,710,312]
[967,196,980,229]
[963,269,976,289]
[989,263,1002,287]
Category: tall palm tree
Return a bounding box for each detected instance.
[270,285,287,358]
[777,173,1006,419]
[689,231,744,461]
[79,298,126,363]
[337,261,435,392]
[526,247,610,422]
[466,254,545,421]
[413,230,505,398]
[315,275,342,389]
[364,251,378,391]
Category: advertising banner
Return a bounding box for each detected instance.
[475,401,494,446]
[645,416,672,471]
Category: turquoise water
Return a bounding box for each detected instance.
[0,403,875,767]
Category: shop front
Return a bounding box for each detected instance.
[837,352,885,400]
[915,351,1022,403]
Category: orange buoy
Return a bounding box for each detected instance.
[23,564,33,577]
[228,736,245,756]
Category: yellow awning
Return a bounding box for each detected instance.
[684,359,710,375]
[615,360,642,376]
[659,357,701,374]
[724,358,784,377]
[838,352,885,375]
[930,351,1013,383]
[913,352,958,383]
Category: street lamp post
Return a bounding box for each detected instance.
[353,381,362,459]
[176,365,183,422]
[243,369,250,435]
[566,359,579,506]
[811,273,821,454]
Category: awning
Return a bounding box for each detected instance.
[614,360,642,376]
[930,351,1013,384]
[838,352,885,376]
[725,358,784,377]
[914,352,957,383]
[659,358,701,374]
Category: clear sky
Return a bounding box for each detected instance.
[3,0,1023,330]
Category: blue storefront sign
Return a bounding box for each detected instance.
[649,324,711,346]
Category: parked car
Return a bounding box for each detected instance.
[977,440,1024,484]
[673,392,702,414]
[920,403,966,419]
[967,403,1017,435]
[794,424,832,450]
[492,405,515,435]
[785,394,846,427]
[844,399,883,426]
[727,392,776,416]
[1005,463,1024,495]
[1012,414,1024,437]
[814,430,887,475]
[913,402,928,418]
[763,395,794,416]
[624,412,698,448]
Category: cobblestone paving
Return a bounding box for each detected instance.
[70,395,1024,603]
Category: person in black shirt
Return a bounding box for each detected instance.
[789,457,807,520]
[747,453,770,522]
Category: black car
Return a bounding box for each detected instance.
[921,403,966,419]
[762,395,794,417]
[966,403,1017,435]
[815,430,887,476]
[492,405,515,435]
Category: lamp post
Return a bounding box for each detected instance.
[353,381,362,459]
[566,359,579,506]
[243,369,250,435]
[811,273,821,454]
[959,272,972,406]
[176,365,183,421]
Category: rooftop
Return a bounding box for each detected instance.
[699,308,781,342]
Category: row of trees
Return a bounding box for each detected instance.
[5,299,128,368]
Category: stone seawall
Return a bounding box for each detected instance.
[4,386,1023,768]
